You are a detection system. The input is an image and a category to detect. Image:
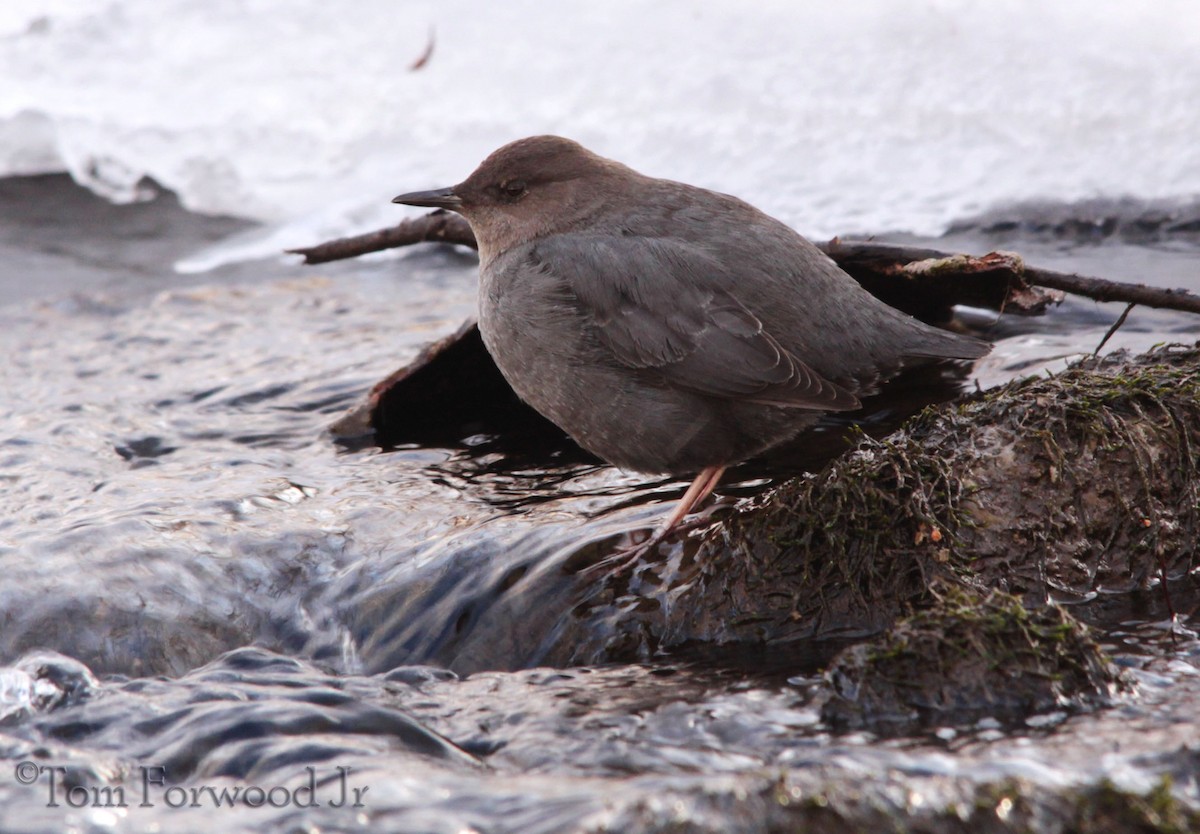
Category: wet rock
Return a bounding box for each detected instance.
[325,344,1200,679]
[563,343,1200,662]
[1069,778,1200,834]
[817,588,1127,733]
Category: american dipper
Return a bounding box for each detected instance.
[394,136,990,557]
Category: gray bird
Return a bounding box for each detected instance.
[394,136,989,556]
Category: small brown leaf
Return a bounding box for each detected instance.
[409,27,436,71]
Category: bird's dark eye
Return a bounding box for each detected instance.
[500,180,527,198]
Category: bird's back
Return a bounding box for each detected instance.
[584,176,988,397]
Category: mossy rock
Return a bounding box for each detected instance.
[746,774,1200,834]
[1070,778,1199,834]
[571,343,1200,661]
[817,587,1128,733]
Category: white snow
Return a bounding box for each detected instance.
[3,0,1199,266]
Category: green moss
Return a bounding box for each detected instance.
[1071,777,1198,834]
[819,587,1128,732]
[727,421,981,613]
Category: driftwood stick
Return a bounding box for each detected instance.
[822,239,1200,316]
[820,240,1059,316]
[1024,266,1200,315]
[287,210,476,264]
[288,212,1200,317]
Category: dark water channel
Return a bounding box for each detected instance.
[1,177,1199,832]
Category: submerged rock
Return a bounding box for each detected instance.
[817,588,1127,733]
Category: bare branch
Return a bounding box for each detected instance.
[286,210,475,264]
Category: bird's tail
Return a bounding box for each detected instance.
[900,325,991,362]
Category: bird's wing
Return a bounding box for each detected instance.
[529,234,860,411]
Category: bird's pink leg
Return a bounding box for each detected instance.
[656,464,727,537]
[586,465,727,575]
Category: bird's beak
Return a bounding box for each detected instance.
[392,186,463,210]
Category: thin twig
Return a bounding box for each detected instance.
[823,240,1200,316]
[286,210,476,264]
[1027,268,1200,316]
[1092,302,1136,356]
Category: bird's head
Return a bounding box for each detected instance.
[393,135,628,260]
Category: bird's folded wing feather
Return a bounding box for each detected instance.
[531,234,860,411]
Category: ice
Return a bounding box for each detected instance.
[2,0,1199,268]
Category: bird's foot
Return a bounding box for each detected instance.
[580,503,731,580]
[579,465,731,580]
[579,529,665,579]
